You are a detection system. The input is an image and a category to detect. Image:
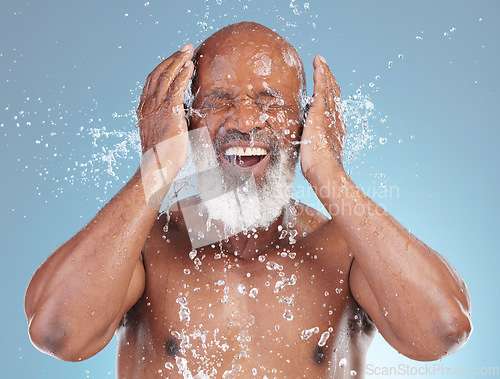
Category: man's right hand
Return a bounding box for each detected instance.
[137,44,194,176]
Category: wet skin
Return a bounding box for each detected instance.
[117,206,374,378]
[25,22,471,379]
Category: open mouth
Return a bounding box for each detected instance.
[222,146,269,167]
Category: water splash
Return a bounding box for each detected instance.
[341,90,377,167]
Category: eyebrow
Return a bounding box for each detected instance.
[207,89,233,99]
[257,89,282,98]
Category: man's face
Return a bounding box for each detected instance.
[189,36,304,181]
[187,32,305,232]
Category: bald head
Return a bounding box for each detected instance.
[188,22,307,116]
[195,22,305,77]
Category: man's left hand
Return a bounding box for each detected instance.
[300,55,346,185]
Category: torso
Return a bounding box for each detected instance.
[116,202,375,378]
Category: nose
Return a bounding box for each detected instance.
[222,100,263,134]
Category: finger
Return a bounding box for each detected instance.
[321,58,341,100]
[317,57,346,147]
[137,75,153,117]
[137,46,191,117]
[311,55,328,111]
[153,46,194,105]
[147,44,194,97]
[315,56,336,115]
[168,60,194,108]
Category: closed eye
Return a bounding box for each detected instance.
[256,90,291,110]
[201,90,234,110]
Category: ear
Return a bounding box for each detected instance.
[299,99,310,137]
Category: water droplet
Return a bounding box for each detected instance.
[259,114,269,123]
[274,274,297,293]
[301,326,319,340]
[318,331,330,346]
[238,284,247,295]
[350,370,357,376]
[339,357,347,367]
[247,315,255,325]
[175,356,188,373]
[179,307,190,322]
[379,137,387,145]
[249,288,259,298]
[189,249,197,260]
[176,297,188,306]
[283,309,293,321]
[266,261,283,271]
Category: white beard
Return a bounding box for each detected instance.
[191,130,297,235]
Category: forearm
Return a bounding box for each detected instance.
[25,160,172,359]
[309,165,471,355]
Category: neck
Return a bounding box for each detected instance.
[220,214,286,260]
[170,196,295,260]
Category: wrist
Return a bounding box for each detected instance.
[139,146,177,210]
[303,159,345,188]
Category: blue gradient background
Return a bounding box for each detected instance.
[1,0,498,378]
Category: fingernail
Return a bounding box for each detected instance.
[319,55,327,64]
[184,60,191,68]
[181,44,190,52]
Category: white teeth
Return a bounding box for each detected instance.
[224,147,268,156]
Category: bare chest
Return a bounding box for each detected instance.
[118,240,373,378]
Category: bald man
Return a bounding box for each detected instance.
[25,22,471,378]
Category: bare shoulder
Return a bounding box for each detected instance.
[142,202,192,261]
[292,201,329,238]
[293,201,350,266]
